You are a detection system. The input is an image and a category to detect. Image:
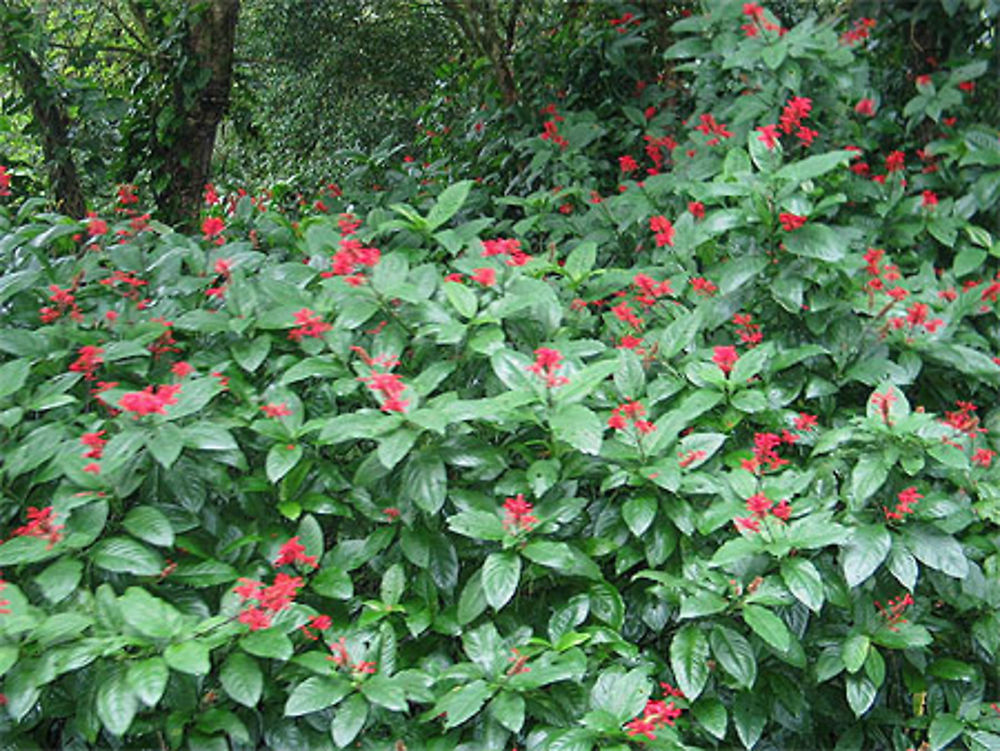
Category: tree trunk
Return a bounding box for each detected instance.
[156,0,239,227]
[441,0,521,106]
[0,2,86,217]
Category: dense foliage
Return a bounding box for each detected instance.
[1,1,1000,749]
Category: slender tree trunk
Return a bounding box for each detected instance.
[156,0,239,227]
[0,2,86,217]
[441,0,521,106]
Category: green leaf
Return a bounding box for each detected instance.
[221,652,263,708]
[0,358,30,400]
[565,241,596,281]
[733,691,765,749]
[928,714,965,751]
[783,224,847,262]
[164,641,210,675]
[120,587,184,639]
[377,427,419,470]
[550,403,603,455]
[851,454,889,506]
[692,696,728,740]
[444,281,478,319]
[267,442,303,483]
[360,674,407,711]
[590,667,650,723]
[241,629,293,660]
[842,634,870,674]
[182,422,239,452]
[36,557,82,603]
[285,676,351,716]
[433,679,494,729]
[426,180,473,230]
[146,423,184,469]
[127,657,168,707]
[670,625,710,700]
[710,625,757,689]
[905,526,969,578]
[482,551,521,611]
[402,451,447,513]
[742,604,791,651]
[731,344,771,384]
[622,495,657,537]
[447,509,506,541]
[845,673,877,717]
[91,537,164,576]
[231,335,271,373]
[96,668,137,736]
[490,691,525,733]
[842,525,891,588]
[780,558,824,613]
[331,692,368,747]
[775,150,854,182]
[122,506,174,547]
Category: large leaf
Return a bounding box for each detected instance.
[96,668,137,736]
[427,180,473,230]
[670,625,710,700]
[284,676,351,716]
[481,551,521,611]
[842,525,891,588]
[221,652,263,708]
[710,625,757,689]
[550,403,603,455]
[742,604,791,652]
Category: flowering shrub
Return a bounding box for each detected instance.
[0,1,999,749]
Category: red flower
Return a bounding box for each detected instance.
[118,384,182,417]
[958,80,975,93]
[772,499,792,521]
[921,190,938,208]
[289,308,332,341]
[619,155,639,174]
[796,126,819,147]
[83,462,101,474]
[973,448,995,467]
[746,493,773,518]
[80,430,107,459]
[238,607,272,631]
[526,347,569,387]
[794,412,818,431]
[688,201,705,219]
[471,267,497,287]
[885,150,905,172]
[855,98,876,116]
[0,165,10,196]
[201,216,225,239]
[712,345,739,374]
[779,213,807,231]
[86,213,108,236]
[690,277,717,296]
[915,74,932,88]
[503,493,537,533]
[69,346,104,380]
[10,506,64,547]
[171,361,194,378]
[885,486,922,521]
[649,215,675,247]
[756,124,780,150]
[734,516,761,533]
[274,536,318,568]
[261,402,292,418]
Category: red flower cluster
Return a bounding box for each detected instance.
[632,273,673,307]
[9,506,64,548]
[732,313,763,347]
[875,592,913,631]
[885,150,905,173]
[611,301,643,330]
[171,361,194,378]
[80,430,107,460]
[649,215,675,247]
[619,155,639,174]
[482,237,532,266]
[855,98,876,116]
[870,389,897,426]
[690,276,717,296]
[756,124,780,150]
[527,347,569,387]
[973,448,996,467]
[540,104,568,149]
[735,493,791,533]
[693,113,732,145]
[607,400,655,435]
[40,283,84,324]
[888,301,943,334]
[840,17,876,46]
[234,573,303,631]
[503,493,537,533]
[261,402,292,418]
[355,350,409,413]
[609,11,640,31]
[794,412,818,431]
[741,432,790,474]
[201,216,225,245]
[299,614,332,641]
[942,400,985,438]
[328,636,377,674]
[274,536,318,568]
[118,384,182,417]
[69,346,104,380]
[678,449,707,468]
[884,486,922,521]
[289,308,331,341]
[921,190,938,208]
[779,212,807,231]
[471,267,496,287]
[712,345,738,374]
[688,201,705,220]
[624,698,683,740]
[0,165,10,196]
[644,135,677,174]
[86,212,108,237]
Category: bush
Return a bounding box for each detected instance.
[1,1,999,749]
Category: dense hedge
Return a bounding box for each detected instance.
[1,1,1000,749]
